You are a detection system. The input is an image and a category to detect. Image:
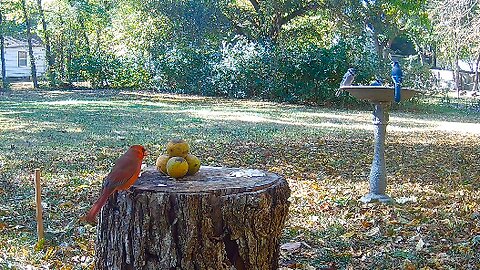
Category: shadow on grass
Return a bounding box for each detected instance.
[0,90,479,269]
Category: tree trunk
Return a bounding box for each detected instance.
[94,166,290,270]
[454,54,460,98]
[96,27,101,53]
[371,31,384,63]
[66,40,73,87]
[58,34,64,82]
[78,16,90,52]
[413,40,425,66]
[21,0,38,89]
[473,52,480,93]
[384,38,395,60]
[58,18,65,82]
[36,0,55,86]
[0,35,6,91]
[0,6,8,91]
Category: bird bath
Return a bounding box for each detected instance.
[340,86,419,203]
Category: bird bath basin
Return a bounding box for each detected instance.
[340,86,420,203]
[341,86,417,102]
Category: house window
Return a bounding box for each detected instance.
[18,51,28,67]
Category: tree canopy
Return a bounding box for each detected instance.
[0,0,478,101]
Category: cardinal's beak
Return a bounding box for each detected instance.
[144,150,149,157]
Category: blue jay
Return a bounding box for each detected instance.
[336,68,356,96]
[340,68,356,87]
[391,61,403,102]
[370,78,383,86]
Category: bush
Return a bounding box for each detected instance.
[108,58,153,89]
[149,35,432,106]
[210,38,269,98]
[69,53,152,89]
[209,37,353,104]
[401,55,434,92]
[153,44,213,94]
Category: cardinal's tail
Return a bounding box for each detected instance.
[394,83,401,103]
[84,188,115,223]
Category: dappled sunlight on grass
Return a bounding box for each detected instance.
[389,116,480,134]
[191,108,373,130]
[121,91,215,101]
[0,117,28,131]
[0,90,479,269]
[36,100,127,106]
[430,121,480,134]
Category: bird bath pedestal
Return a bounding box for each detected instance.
[340,86,418,203]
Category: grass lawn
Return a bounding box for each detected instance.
[0,89,479,269]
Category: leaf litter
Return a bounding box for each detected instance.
[0,89,479,269]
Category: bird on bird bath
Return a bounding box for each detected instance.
[336,68,356,96]
[370,78,383,86]
[391,61,403,103]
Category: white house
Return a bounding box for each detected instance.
[0,36,47,78]
[431,62,477,92]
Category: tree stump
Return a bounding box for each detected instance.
[94,166,290,270]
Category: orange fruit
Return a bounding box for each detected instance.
[155,155,170,174]
[166,157,188,179]
[166,139,189,158]
[185,154,201,175]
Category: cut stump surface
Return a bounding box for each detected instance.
[94,166,290,270]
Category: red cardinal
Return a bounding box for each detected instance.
[84,145,147,223]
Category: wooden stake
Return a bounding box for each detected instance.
[34,168,44,242]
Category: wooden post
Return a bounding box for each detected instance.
[34,168,44,241]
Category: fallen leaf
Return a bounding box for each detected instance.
[471,235,480,246]
[404,262,416,270]
[416,238,425,251]
[341,231,355,239]
[361,220,373,228]
[319,201,331,211]
[396,196,418,204]
[365,226,380,237]
[280,242,302,252]
[59,201,74,208]
[44,247,56,260]
[407,219,420,226]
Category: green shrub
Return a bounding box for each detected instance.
[69,53,152,89]
[153,45,213,94]
[209,37,354,104]
[401,55,433,92]
[210,38,269,98]
[148,36,431,106]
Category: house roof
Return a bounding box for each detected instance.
[4,36,44,48]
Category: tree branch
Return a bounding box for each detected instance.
[223,10,256,40]
[231,22,255,41]
[278,1,321,28]
[268,1,322,40]
[247,0,260,14]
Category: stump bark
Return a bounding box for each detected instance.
[94,166,290,270]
